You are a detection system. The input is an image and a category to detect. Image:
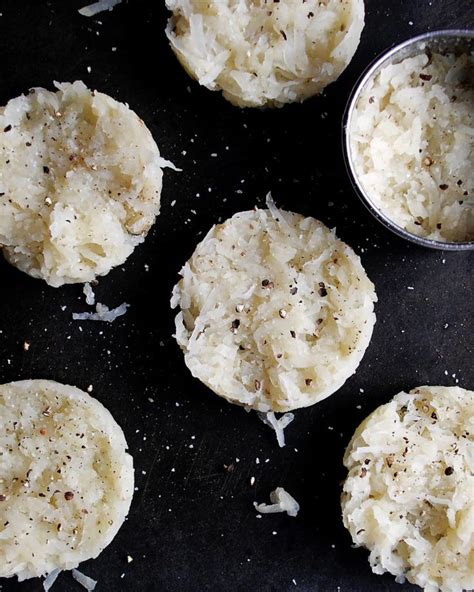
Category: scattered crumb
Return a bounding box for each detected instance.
[72,302,129,322]
[258,411,294,447]
[83,283,96,306]
[254,487,300,517]
[79,0,122,17]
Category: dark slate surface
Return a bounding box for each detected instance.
[0,1,473,591]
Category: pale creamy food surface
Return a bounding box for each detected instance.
[350,51,474,243]
[172,198,377,412]
[0,380,134,581]
[166,0,365,107]
[0,81,169,287]
[342,385,474,592]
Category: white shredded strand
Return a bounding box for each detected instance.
[265,192,295,235]
[254,487,300,517]
[258,411,294,447]
[72,302,129,322]
[72,569,97,591]
[43,569,61,592]
[83,283,96,306]
[156,156,182,172]
[79,0,121,17]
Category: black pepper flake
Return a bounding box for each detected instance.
[305,378,312,386]
[64,491,74,501]
[444,467,454,476]
[359,467,367,478]
[318,285,328,297]
[436,223,442,229]
[439,184,449,191]
[423,156,434,167]
[262,279,274,289]
[43,166,50,174]
[290,287,298,295]
[290,330,296,338]
[431,412,438,420]
[368,96,375,104]
[419,73,433,81]
[280,30,287,40]
[3,125,12,132]
[231,319,240,332]
[25,141,32,147]
[0,495,6,502]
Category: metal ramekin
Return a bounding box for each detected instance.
[343,30,474,251]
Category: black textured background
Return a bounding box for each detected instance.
[0,1,473,591]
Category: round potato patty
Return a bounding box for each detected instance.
[0,379,134,581]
